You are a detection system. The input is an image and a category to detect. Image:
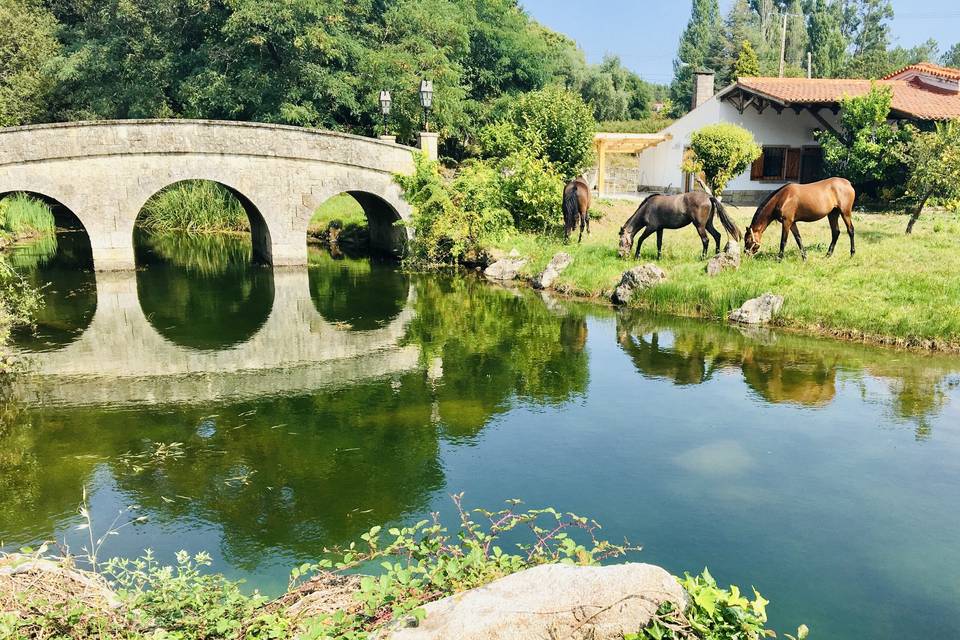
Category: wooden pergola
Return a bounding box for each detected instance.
[594,132,671,197]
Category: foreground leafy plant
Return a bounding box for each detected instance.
[628,569,808,640]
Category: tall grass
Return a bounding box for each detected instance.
[138,181,250,233]
[0,194,56,237]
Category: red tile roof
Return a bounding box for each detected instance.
[730,66,960,120]
[884,62,960,81]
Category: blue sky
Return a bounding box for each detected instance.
[520,0,960,84]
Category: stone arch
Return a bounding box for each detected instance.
[131,179,273,266]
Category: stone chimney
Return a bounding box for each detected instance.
[692,69,715,110]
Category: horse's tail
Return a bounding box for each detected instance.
[711,196,742,241]
[563,183,580,234]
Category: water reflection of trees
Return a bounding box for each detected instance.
[616,311,954,438]
[307,248,408,330]
[1,273,591,564]
[134,232,275,351]
[10,230,97,352]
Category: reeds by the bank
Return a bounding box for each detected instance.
[0,194,56,238]
[137,181,251,233]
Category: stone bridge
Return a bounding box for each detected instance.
[0,120,416,270]
[13,268,422,407]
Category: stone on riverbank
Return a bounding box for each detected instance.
[729,293,784,325]
[383,563,687,640]
[612,264,667,305]
[706,241,741,277]
[484,256,527,281]
[533,252,573,290]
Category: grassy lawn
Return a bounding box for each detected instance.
[491,199,960,350]
[308,194,367,235]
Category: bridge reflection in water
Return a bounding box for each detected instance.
[13,265,420,407]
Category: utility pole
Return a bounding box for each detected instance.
[779,12,788,77]
[807,51,812,78]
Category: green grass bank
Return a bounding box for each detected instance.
[490,200,960,351]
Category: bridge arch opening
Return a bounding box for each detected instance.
[307,191,407,257]
[132,180,275,351]
[306,191,410,330]
[133,180,273,266]
[0,191,97,351]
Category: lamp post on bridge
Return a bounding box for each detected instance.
[378,90,395,144]
[417,79,438,161]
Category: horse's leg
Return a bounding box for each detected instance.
[778,220,790,261]
[841,208,856,256]
[656,229,664,260]
[695,224,710,259]
[826,210,841,257]
[577,212,584,243]
[585,211,591,236]
[706,218,721,254]
[634,227,656,259]
[790,223,807,261]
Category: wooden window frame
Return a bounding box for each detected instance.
[759,146,789,182]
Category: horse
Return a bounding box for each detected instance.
[744,177,856,260]
[563,177,591,242]
[618,191,742,260]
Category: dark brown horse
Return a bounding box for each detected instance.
[563,177,591,242]
[744,178,856,260]
[618,191,742,259]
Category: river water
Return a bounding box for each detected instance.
[3,230,960,639]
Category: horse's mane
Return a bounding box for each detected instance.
[621,193,662,233]
[750,184,790,227]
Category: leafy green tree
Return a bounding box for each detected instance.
[670,0,723,115]
[899,121,960,233]
[807,0,849,78]
[818,84,910,198]
[733,41,762,79]
[0,0,60,126]
[718,0,762,85]
[943,43,960,68]
[682,123,761,196]
[480,86,595,179]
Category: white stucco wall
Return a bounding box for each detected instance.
[637,93,840,196]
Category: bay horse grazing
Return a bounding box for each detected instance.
[618,191,742,259]
[744,178,856,260]
[563,177,591,242]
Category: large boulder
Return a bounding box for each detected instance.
[533,252,573,290]
[384,563,687,640]
[706,241,741,277]
[612,264,667,305]
[729,293,784,325]
[484,250,527,281]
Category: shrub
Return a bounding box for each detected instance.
[683,123,761,196]
[497,149,565,232]
[396,153,511,264]
[479,85,596,179]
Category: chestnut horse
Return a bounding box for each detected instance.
[744,178,856,260]
[563,177,591,242]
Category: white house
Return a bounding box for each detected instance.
[631,62,960,204]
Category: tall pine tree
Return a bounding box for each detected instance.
[807,0,848,78]
[670,0,723,115]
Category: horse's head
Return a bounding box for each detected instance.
[744,226,761,255]
[617,226,633,258]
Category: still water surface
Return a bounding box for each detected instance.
[3,231,960,639]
